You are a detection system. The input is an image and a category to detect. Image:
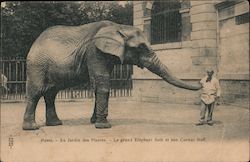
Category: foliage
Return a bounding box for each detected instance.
[82,1,133,25]
[1,1,133,58]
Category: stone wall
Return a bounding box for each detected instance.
[132,79,249,107]
[132,80,201,105]
[132,1,249,107]
[190,1,218,76]
[217,0,249,80]
[220,80,249,105]
[133,1,219,78]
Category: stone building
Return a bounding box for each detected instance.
[132,0,249,106]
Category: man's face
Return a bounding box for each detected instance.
[207,70,214,77]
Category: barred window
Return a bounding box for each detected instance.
[151,1,182,44]
[235,12,249,25]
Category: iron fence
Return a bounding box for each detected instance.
[1,57,133,100]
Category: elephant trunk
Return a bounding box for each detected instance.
[142,54,202,91]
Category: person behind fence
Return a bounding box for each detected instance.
[1,73,9,97]
[196,67,221,126]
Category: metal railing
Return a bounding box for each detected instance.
[1,57,133,100]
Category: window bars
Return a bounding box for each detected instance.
[150,1,182,44]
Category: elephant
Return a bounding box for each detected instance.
[22,20,202,130]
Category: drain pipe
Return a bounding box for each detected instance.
[215,6,221,79]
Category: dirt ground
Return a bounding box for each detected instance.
[1,100,249,162]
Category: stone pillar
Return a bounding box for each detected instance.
[180,1,191,41]
[190,1,218,76]
[132,1,144,101]
[133,1,144,31]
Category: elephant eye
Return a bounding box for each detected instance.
[138,43,152,54]
[138,43,146,49]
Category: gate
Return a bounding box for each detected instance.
[0,57,133,100]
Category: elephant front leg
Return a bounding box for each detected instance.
[93,76,111,129]
[90,95,97,124]
[86,45,114,128]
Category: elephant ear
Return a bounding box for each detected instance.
[94,26,125,63]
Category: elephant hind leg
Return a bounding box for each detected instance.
[22,82,42,130]
[44,89,62,126]
[22,98,41,130]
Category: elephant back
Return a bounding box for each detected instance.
[26,21,116,66]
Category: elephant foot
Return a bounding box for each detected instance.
[22,121,40,130]
[46,118,62,126]
[90,115,97,124]
[95,118,111,129]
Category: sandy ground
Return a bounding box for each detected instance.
[1,100,249,162]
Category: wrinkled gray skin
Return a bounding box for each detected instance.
[22,21,202,130]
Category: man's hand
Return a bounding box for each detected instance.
[216,96,220,105]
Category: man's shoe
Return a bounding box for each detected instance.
[207,120,214,126]
[195,122,204,126]
[207,122,214,126]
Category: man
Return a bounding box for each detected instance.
[1,73,9,98]
[196,68,221,126]
[1,73,8,90]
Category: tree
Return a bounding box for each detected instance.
[79,1,133,25]
[1,1,133,58]
[109,2,133,25]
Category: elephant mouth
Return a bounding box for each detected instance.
[137,61,144,69]
[137,49,155,69]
